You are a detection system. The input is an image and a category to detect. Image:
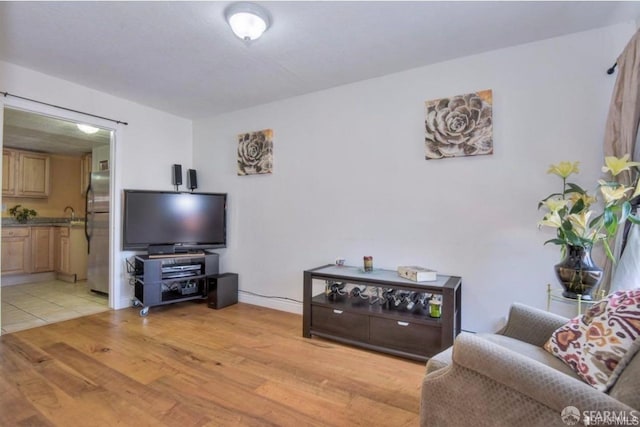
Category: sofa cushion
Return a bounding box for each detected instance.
[544,289,640,392]
[424,332,582,381]
[608,350,640,410]
[481,333,582,381]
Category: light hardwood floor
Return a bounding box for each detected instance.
[0,301,425,426]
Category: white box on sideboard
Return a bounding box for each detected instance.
[397,266,437,282]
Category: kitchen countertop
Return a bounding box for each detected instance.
[2,217,86,227]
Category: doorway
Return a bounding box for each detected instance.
[1,107,112,333]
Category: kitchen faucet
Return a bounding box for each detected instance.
[64,206,76,221]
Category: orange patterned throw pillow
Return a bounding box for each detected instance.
[544,289,640,391]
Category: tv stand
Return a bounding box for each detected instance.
[130,252,219,316]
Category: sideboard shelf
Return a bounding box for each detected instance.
[310,293,444,326]
[303,264,462,361]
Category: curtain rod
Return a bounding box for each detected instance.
[607,62,617,75]
[1,91,128,126]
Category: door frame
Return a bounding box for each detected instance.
[0,97,120,313]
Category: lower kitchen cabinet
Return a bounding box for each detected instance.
[2,225,87,280]
[54,226,88,282]
[1,227,31,274]
[31,227,55,273]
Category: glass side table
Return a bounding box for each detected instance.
[546,284,606,316]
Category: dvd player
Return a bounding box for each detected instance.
[163,271,199,279]
[162,264,201,274]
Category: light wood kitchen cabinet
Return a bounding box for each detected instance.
[55,226,88,282]
[18,151,51,197]
[80,153,92,195]
[2,148,51,198]
[1,227,31,275]
[31,227,55,273]
[55,227,70,274]
[2,149,16,196]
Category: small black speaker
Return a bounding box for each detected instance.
[187,169,198,190]
[172,164,182,186]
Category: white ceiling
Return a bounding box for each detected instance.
[3,108,111,156]
[0,1,638,120]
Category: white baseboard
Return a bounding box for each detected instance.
[238,292,303,315]
[117,296,133,310]
[113,289,303,315]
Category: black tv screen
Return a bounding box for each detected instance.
[122,190,227,251]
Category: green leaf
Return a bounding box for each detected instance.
[620,201,632,224]
[569,199,585,214]
[599,180,618,188]
[604,208,614,226]
[603,239,615,263]
[627,213,640,224]
[544,238,566,246]
[566,183,587,194]
[604,208,618,235]
[563,229,583,246]
[589,212,604,228]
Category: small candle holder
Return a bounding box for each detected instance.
[429,299,442,318]
[363,256,373,272]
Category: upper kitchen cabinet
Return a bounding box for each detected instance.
[2,149,16,195]
[18,150,51,197]
[3,148,51,198]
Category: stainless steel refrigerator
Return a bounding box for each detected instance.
[85,170,110,294]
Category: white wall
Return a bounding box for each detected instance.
[0,60,193,311]
[193,22,637,332]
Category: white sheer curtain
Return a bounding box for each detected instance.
[603,29,640,293]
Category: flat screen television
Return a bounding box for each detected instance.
[122,190,227,252]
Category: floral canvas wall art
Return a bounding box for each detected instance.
[425,90,493,160]
[237,129,273,176]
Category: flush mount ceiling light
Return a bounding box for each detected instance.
[225,2,271,42]
[77,124,100,134]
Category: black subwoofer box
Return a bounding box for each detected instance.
[207,273,238,309]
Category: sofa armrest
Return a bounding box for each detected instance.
[452,334,635,413]
[497,303,568,347]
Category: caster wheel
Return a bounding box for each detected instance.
[140,307,149,317]
[132,299,141,307]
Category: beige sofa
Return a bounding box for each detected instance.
[421,303,640,427]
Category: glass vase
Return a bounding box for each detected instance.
[554,245,603,300]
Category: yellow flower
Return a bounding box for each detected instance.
[547,161,579,178]
[601,154,640,176]
[600,185,632,204]
[542,198,569,212]
[538,211,562,229]
[568,192,596,208]
[567,211,592,237]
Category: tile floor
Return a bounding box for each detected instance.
[1,280,109,334]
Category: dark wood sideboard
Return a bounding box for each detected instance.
[303,264,462,361]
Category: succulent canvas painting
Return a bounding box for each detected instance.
[237,129,273,176]
[425,90,493,160]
